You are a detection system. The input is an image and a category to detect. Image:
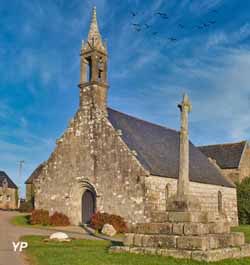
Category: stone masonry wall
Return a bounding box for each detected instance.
[26,183,33,202]
[219,143,250,184]
[220,168,240,184]
[145,175,238,226]
[34,84,148,225]
[238,143,250,182]
[0,187,17,209]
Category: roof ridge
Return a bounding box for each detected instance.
[198,141,246,148]
[108,107,179,134]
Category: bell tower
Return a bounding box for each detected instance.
[79,7,108,113]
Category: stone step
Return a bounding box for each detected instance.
[132,221,230,236]
[109,244,250,262]
[177,232,245,251]
[150,211,169,223]
[124,232,245,250]
[132,223,172,235]
[168,211,220,223]
[124,233,178,248]
[150,211,223,224]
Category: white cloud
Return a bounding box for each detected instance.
[168,48,250,143]
[207,23,250,48]
[190,0,223,15]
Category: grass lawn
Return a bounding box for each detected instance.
[11,214,53,229]
[232,225,250,243]
[15,215,250,264]
[11,215,124,239]
[22,235,250,265]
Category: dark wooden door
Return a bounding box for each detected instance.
[82,190,95,224]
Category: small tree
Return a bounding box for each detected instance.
[236,177,250,224]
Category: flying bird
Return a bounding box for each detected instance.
[130,11,138,17]
[132,23,141,27]
[168,37,177,41]
[134,27,141,32]
[155,12,167,16]
[203,23,210,27]
[155,12,168,19]
[131,23,142,32]
[144,23,151,29]
[178,23,185,29]
[152,31,158,36]
[209,20,216,24]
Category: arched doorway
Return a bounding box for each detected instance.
[82,190,95,224]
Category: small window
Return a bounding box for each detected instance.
[98,58,103,82]
[0,195,3,201]
[165,184,170,200]
[2,178,8,189]
[218,191,222,213]
[6,195,11,202]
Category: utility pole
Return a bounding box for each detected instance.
[18,160,24,209]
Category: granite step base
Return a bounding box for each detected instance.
[132,221,230,235]
[109,244,250,262]
[124,232,245,250]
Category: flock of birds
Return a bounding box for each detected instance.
[130,9,219,42]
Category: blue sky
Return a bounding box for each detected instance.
[1,0,250,196]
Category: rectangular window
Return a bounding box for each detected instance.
[6,195,11,202]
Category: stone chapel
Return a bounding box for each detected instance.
[29,7,238,226]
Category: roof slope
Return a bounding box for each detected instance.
[0,171,18,189]
[198,141,246,169]
[108,108,234,188]
[25,164,44,184]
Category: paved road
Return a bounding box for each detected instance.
[0,210,95,265]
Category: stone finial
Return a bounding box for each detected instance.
[86,6,105,50]
[117,129,123,136]
[178,93,192,113]
[132,150,138,156]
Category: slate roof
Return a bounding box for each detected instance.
[198,141,246,169]
[25,164,44,184]
[108,108,234,188]
[0,171,18,189]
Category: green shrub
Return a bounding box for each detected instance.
[19,201,34,213]
[50,212,70,226]
[90,212,127,233]
[236,177,250,224]
[30,209,50,225]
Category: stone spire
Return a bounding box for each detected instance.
[86,6,105,51]
[177,93,192,200]
[79,7,108,114]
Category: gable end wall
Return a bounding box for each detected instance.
[34,86,149,225]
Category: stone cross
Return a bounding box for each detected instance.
[177,93,192,200]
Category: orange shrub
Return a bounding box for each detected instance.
[30,209,50,225]
[90,212,127,233]
[50,212,70,226]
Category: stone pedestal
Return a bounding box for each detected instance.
[110,212,250,261]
